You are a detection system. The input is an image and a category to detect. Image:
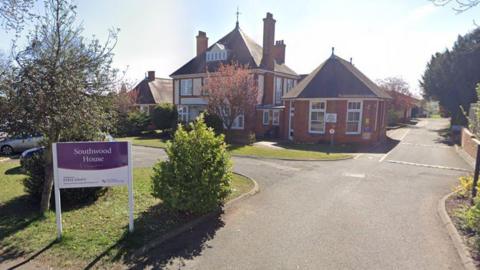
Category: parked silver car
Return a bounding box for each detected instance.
[0,133,43,155]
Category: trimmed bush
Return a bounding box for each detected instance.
[151,103,178,131]
[151,114,232,214]
[23,152,105,209]
[203,112,224,135]
[116,110,151,136]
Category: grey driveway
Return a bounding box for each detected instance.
[132,118,469,270]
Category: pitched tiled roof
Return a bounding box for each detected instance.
[283,55,391,99]
[171,26,297,76]
[129,78,173,105]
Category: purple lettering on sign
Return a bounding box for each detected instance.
[57,142,128,170]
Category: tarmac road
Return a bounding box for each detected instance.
[130,118,469,270]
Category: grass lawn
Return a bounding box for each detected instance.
[0,161,253,269]
[116,133,352,160]
[228,143,352,160]
[116,134,168,149]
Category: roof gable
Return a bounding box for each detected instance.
[171,26,297,76]
[130,78,173,105]
[283,55,391,99]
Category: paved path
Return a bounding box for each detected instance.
[128,118,469,270]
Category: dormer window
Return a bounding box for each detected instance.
[206,43,228,62]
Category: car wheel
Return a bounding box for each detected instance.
[1,145,13,156]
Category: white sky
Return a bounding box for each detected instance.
[0,0,478,96]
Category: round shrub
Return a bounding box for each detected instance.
[151,114,232,214]
[151,104,178,131]
[22,152,105,209]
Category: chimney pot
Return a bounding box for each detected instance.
[196,31,209,56]
[262,12,276,70]
[147,71,155,81]
[274,39,286,64]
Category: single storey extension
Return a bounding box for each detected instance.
[282,53,392,144]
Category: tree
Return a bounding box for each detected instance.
[377,77,412,96]
[203,63,258,137]
[1,0,118,213]
[431,0,480,12]
[0,0,35,32]
[420,27,480,125]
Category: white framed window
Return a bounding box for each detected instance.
[232,114,244,130]
[272,110,280,126]
[263,110,270,125]
[274,76,283,105]
[180,79,193,96]
[178,105,189,122]
[309,101,326,133]
[346,101,362,134]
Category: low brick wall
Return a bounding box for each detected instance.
[461,128,480,160]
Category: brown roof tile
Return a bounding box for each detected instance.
[283,55,391,99]
[171,26,297,76]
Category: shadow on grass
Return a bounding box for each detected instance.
[4,166,23,175]
[84,203,224,269]
[0,195,48,264]
[1,240,56,270]
[0,195,43,243]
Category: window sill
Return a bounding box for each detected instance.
[345,132,361,135]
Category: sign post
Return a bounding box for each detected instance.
[52,141,134,239]
[329,128,335,147]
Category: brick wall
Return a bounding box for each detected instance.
[291,99,386,145]
[461,128,480,160]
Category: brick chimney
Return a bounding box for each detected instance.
[261,12,276,70]
[196,31,208,56]
[273,40,286,64]
[147,71,155,81]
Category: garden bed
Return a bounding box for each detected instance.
[446,194,480,268]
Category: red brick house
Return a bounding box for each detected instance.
[128,71,173,115]
[170,12,391,145]
[283,53,392,144]
[170,13,299,140]
[386,91,420,124]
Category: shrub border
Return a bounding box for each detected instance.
[438,192,477,270]
[133,172,259,257]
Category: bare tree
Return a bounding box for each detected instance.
[431,0,480,13]
[0,0,35,32]
[377,77,412,96]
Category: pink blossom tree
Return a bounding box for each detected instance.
[203,63,259,135]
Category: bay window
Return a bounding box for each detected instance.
[309,101,326,133]
[346,101,362,134]
[178,105,189,122]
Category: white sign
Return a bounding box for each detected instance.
[325,113,337,123]
[53,141,134,239]
[329,128,335,135]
